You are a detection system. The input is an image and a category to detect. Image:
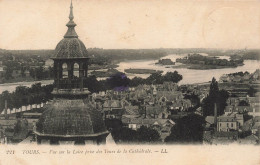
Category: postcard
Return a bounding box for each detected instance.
[0,0,259,164]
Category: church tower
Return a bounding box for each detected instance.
[34,1,109,145]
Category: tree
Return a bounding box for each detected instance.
[106,72,130,91]
[163,71,183,83]
[165,114,205,143]
[0,91,12,111]
[146,72,163,84]
[112,127,137,143]
[4,66,13,80]
[85,75,102,93]
[202,77,229,117]
[105,118,123,131]
[184,93,200,108]
[129,77,145,87]
[136,126,161,142]
[209,77,219,101]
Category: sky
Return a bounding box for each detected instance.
[0,0,259,50]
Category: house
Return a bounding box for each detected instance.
[161,82,178,91]
[226,97,240,106]
[156,91,183,106]
[242,73,250,82]
[233,106,252,114]
[248,105,260,117]
[238,134,259,144]
[122,115,175,141]
[251,116,260,135]
[103,100,123,111]
[251,69,260,80]
[12,69,22,78]
[232,76,241,83]
[219,74,229,82]
[104,109,124,120]
[144,105,169,119]
[251,123,260,135]
[122,115,175,132]
[205,116,215,129]
[217,115,238,132]
[44,59,54,69]
[235,114,244,127]
[102,100,125,119]
[224,106,234,115]
[21,113,42,131]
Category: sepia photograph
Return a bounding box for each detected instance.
[0,0,259,164]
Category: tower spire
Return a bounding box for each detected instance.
[64,0,78,38]
[69,0,74,21]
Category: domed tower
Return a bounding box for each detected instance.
[34,1,109,145]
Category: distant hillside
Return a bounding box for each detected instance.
[1,48,259,64]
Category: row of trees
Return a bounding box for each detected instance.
[0,83,53,111]
[0,71,182,111]
[2,65,54,81]
[85,71,182,93]
[29,66,54,80]
[88,48,167,65]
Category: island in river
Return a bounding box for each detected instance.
[156,59,175,65]
[176,53,244,70]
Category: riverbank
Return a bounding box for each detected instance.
[0,77,52,85]
[186,64,242,70]
[169,63,244,70]
[91,68,119,77]
[124,69,163,74]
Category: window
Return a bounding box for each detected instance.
[231,123,233,127]
[73,63,79,78]
[62,63,68,78]
[220,123,222,127]
[227,123,229,127]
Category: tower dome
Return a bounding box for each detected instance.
[53,38,88,59]
[51,1,88,59]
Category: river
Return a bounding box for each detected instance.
[0,54,259,93]
[116,54,260,84]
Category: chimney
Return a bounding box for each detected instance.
[4,100,8,119]
[214,103,217,128]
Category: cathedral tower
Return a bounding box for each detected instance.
[34,1,109,145]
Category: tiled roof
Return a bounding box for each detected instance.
[36,99,107,136]
[205,116,215,124]
[252,122,260,129]
[52,38,88,59]
[218,115,236,122]
[125,106,139,115]
[146,105,162,115]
